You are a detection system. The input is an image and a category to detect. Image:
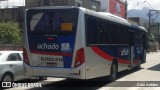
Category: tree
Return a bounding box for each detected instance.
[0,21,22,44]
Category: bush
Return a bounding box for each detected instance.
[0,21,22,44]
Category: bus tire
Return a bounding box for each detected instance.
[109,62,118,81]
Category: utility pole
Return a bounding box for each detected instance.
[125,0,127,19]
[148,10,160,51]
[148,10,151,38]
[148,10,160,38]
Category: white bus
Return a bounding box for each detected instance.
[23,6,147,81]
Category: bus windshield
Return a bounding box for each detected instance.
[27,9,78,35]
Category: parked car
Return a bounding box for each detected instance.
[0,51,30,81]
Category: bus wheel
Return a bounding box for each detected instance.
[109,62,118,81]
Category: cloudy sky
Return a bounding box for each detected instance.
[127,0,160,20]
[0,0,25,8]
[128,0,160,10]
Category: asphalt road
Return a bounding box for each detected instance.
[4,52,160,90]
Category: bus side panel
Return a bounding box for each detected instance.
[23,9,34,76]
[69,9,86,79]
[85,47,111,79]
[98,45,130,72]
[85,45,130,79]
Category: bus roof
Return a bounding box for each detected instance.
[79,7,130,26]
[78,7,147,33]
[139,26,148,33]
[26,6,147,33]
[26,6,129,26]
[26,6,78,10]
[130,24,148,33]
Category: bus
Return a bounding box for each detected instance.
[23,6,147,81]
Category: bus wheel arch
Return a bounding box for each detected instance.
[109,59,118,81]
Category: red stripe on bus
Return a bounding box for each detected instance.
[118,58,130,64]
[133,60,139,64]
[91,47,113,61]
[91,47,130,64]
[30,50,73,56]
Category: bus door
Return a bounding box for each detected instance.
[129,31,134,68]
[141,33,147,63]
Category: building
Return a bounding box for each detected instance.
[128,17,149,31]
[25,0,101,11]
[0,0,101,21]
[98,0,126,19]
[0,0,100,29]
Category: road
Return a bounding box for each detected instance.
[4,52,160,90]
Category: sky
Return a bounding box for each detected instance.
[128,0,160,10]
[127,0,160,20]
[0,0,25,8]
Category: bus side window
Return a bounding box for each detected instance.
[99,23,110,44]
[129,31,134,45]
[134,33,138,44]
[139,34,143,44]
[119,26,130,44]
[110,23,119,44]
[86,16,98,45]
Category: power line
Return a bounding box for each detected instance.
[128,1,147,10]
[129,0,138,9]
[130,1,138,9]
[127,1,147,15]
[153,13,160,22]
[145,1,155,10]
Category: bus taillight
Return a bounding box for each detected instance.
[74,48,85,68]
[23,48,30,65]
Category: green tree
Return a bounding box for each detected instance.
[0,21,22,44]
